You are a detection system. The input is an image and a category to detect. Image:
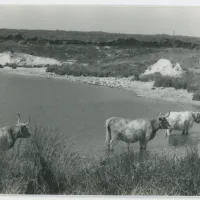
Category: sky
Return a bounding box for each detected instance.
[0,6,200,37]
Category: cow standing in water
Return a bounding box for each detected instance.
[105,111,170,152]
[0,113,31,151]
[165,111,200,137]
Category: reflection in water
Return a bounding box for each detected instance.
[168,133,199,148]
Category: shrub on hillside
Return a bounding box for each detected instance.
[9,63,18,69]
[187,83,199,92]
[192,90,200,101]
[140,72,162,82]
[46,62,147,78]
[0,64,4,68]
[152,71,200,93]
[153,75,188,89]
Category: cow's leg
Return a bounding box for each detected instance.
[127,143,131,154]
[139,140,147,151]
[165,130,169,138]
[109,136,118,152]
[139,140,148,159]
[166,129,172,137]
[185,129,189,135]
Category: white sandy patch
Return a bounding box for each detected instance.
[142,59,184,77]
[1,66,47,76]
[95,46,101,51]
[0,51,62,66]
[0,67,199,106]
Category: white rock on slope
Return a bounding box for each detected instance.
[142,59,184,77]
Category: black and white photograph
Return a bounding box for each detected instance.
[0,1,200,196]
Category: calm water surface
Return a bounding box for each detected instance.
[0,73,200,157]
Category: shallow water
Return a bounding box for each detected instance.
[0,72,200,157]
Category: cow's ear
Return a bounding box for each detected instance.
[158,112,162,117]
[165,110,170,117]
[17,112,21,124]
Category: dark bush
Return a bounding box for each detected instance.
[140,72,162,82]
[134,74,140,81]
[192,90,200,101]
[14,33,24,40]
[9,63,18,69]
[46,62,147,78]
[0,64,4,68]
[154,75,188,89]
[187,83,199,92]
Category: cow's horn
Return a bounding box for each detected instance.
[165,110,170,117]
[24,116,30,126]
[17,112,21,124]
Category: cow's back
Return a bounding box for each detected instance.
[167,111,194,130]
[109,117,150,142]
[127,118,150,131]
[122,119,151,142]
[109,117,131,131]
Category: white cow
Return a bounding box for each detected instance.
[0,113,31,151]
[165,111,200,137]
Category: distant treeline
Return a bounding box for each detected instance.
[0,29,200,49]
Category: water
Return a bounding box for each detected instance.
[0,72,200,157]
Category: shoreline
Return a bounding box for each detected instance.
[1,66,200,107]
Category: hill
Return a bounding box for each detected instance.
[0,29,200,48]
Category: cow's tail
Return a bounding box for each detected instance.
[105,118,113,152]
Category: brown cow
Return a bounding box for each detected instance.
[105,111,170,152]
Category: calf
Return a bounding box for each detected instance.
[0,113,31,151]
[165,111,200,137]
[105,111,170,152]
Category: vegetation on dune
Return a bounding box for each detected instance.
[1,125,200,195]
[153,74,188,90]
[46,61,149,78]
[5,63,48,69]
[140,70,200,97]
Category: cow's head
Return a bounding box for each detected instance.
[193,112,200,123]
[158,110,171,129]
[16,112,31,138]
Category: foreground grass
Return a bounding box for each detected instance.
[1,125,200,195]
